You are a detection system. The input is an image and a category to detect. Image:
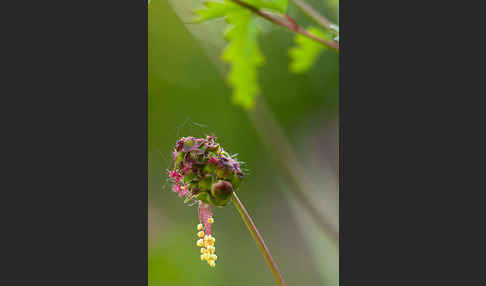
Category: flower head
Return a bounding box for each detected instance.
[168,135,244,267]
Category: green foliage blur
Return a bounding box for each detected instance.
[149,0,339,285]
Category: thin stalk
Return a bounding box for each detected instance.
[291,0,338,34]
[229,0,339,52]
[232,192,287,286]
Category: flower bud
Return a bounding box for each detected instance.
[169,136,243,208]
[210,180,233,206]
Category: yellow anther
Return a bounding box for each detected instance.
[196,239,204,247]
[197,231,205,238]
[200,253,208,261]
[207,217,214,224]
[206,245,215,253]
[209,236,215,243]
[207,239,214,246]
[200,248,207,254]
[197,224,203,231]
[208,260,216,268]
[210,254,217,261]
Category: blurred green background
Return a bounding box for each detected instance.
[149,0,339,285]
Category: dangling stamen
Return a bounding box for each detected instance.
[199,203,213,235]
[195,202,217,268]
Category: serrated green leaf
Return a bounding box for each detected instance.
[194,0,284,108]
[194,1,235,22]
[195,0,287,22]
[289,27,327,74]
[221,9,263,109]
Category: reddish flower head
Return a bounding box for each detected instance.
[167,135,244,268]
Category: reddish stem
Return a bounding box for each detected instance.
[230,0,339,52]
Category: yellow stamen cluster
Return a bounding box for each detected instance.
[196,217,217,268]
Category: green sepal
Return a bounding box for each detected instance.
[203,162,217,175]
[194,191,211,204]
[198,177,213,192]
[207,144,220,153]
[183,172,196,183]
[216,167,233,180]
[175,151,184,168]
[209,191,233,206]
[231,174,241,190]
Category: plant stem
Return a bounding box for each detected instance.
[232,192,287,286]
[291,0,338,34]
[229,0,339,52]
